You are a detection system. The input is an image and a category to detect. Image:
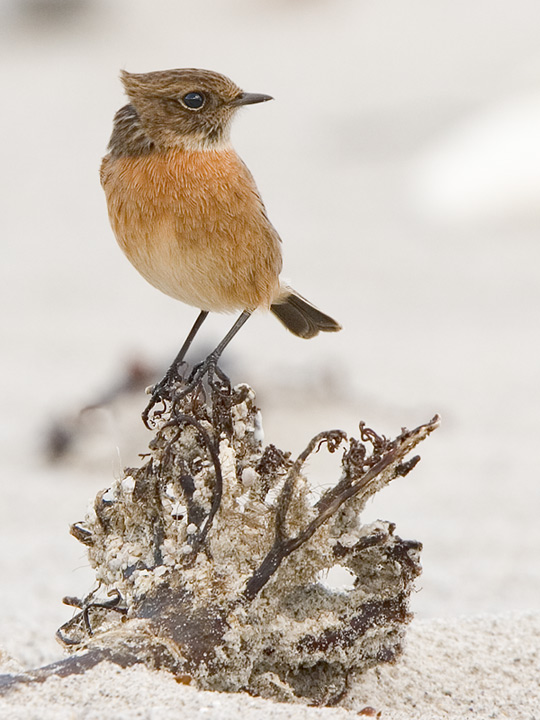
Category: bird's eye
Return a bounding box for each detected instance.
[181,92,205,110]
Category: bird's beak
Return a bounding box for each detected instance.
[230,92,273,107]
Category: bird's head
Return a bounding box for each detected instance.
[119,68,272,151]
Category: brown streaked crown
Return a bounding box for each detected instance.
[108,68,271,155]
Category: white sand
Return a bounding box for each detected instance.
[349,613,540,718]
[1,0,540,717]
[1,613,538,719]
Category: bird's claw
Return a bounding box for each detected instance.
[142,355,224,429]
[142,383,171,429]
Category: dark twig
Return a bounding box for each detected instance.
[82,589,126,636]
[275,430,347,542]
[242,416,439,601]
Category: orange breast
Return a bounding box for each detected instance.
[100,148,282,312]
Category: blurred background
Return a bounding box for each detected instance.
[1,0,539,667]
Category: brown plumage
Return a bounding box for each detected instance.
[101,68,341,342]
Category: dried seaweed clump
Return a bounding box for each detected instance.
[56,376,438,705]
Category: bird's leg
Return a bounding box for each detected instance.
[165,310,210,382]
[189,310,252,386]
[156,311,252,416]
[142,310,209,428]
[207,310,252,367]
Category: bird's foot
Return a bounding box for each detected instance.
[142,354,230,429]
[142,380,172,430]
[141,361,187,429]
[187,353,229,391]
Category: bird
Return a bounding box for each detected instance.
[100,68,341,419]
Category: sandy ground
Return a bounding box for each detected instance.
[1,613,538,719]
[1,0,539,716]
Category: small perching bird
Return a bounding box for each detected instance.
[100,68,341,418]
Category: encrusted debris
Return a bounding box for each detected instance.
[1,371,439,705]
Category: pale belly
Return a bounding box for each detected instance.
[114,211,261,312]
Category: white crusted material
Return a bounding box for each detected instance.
[241,467,259,487]
[233,421,246,439]
[64,382,436,704]
[121,475,136,493]
[101,486,117,503]
[254,410,264,443]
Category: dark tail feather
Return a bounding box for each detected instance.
[270,291,341,339]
